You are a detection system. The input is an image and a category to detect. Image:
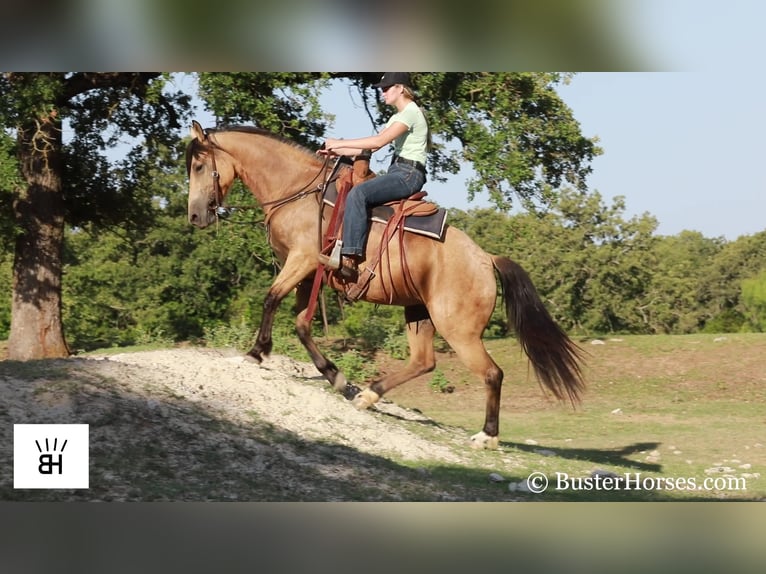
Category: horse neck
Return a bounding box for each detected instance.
[222,132,326,207]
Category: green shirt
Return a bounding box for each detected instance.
[386,101,428,165]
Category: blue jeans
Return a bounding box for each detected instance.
[341,163,426,257]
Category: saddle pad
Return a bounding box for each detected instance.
[323,182,448,241]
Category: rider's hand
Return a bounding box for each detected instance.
[317,138,341,156]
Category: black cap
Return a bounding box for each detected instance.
[373,72,412,89]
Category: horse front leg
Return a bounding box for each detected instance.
[246,253,315,363]
[294,282,359,398]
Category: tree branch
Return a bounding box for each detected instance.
[63,73,161,101]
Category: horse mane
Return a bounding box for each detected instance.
[185,125,317,175]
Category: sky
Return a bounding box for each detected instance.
[318,72,766,241]
[556,72,766,241]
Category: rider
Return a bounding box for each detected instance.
[317,72,429,280]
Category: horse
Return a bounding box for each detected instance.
[186,120,585,449]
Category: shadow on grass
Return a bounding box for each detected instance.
[503,440,663,472]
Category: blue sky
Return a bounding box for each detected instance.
[557,72,766,240]
[319,72,765,241]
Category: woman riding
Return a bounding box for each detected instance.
[317,72,429,280]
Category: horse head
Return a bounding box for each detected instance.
[186,120,237,228]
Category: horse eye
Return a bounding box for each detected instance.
[194,163,204,173]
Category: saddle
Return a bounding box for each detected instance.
[322,158,448,241]
[318,155,447,302]
[306,154,448,319]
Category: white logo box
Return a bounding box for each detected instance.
[14,424,89,489]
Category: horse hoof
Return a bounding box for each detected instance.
[342,383,362,401]
[352,388,380,410]
[244,352,262,364]
[333,372,348,393]
[470,431,499,450]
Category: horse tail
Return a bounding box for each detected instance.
[492,256,585,405]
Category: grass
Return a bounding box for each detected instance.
[2,332,763,501]
[378,332,766,500]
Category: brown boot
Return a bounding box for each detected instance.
[337,255,360,281]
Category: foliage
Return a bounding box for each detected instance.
[0,130,21,251]
[0,258,11,339]
[0,72,192,359]
[196,73,332,144]
[341,304,403,351]
[700,231,766,329]
[418,72,601,211]
[330,349,379,383]
[741,269,766,332]
[428,369,453,393]
[195,73,600,213]
[3,72,766,358]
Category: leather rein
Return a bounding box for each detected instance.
[204,133,335,222]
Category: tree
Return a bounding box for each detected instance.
[0,73,189,359]
[0,73,600,358]
[420,73,601,211]
[189,73,601,342]
[741,269,766,332]
[195,73,600,211]
[699,231,766,331]
[646,231,724,333]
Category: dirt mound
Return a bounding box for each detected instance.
[1,348,480,501]
[106,348,462,463]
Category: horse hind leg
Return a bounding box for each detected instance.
[352,304,436,409]
[452,339,503,449]
[432,327,503,449]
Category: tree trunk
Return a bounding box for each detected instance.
[7,109,70,360]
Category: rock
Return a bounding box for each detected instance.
[611,408,623,415]
[488,472,505,483]
[508,480,532,493]
[705,466,735,474]
[534,449,556,457]
[524,439,538,445]
[590,339,605,345]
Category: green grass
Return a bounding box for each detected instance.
[3,332,763,501]
[382,332,766,500]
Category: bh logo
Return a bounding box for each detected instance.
[14,424,89,489]
[36,437,67,474]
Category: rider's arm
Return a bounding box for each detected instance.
[321,121,408,157]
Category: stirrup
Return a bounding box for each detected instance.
[317,240,343,269]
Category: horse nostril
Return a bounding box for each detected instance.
[190,213,198,223]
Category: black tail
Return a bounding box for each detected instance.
[493,256,585,404]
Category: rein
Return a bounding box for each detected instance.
[205,133,333,222]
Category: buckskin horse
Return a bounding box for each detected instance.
[186,120,584,449]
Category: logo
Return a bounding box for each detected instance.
[14,424,89,489]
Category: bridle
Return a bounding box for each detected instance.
[201,132,336,221]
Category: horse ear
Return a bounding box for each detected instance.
[191,120,206,141]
